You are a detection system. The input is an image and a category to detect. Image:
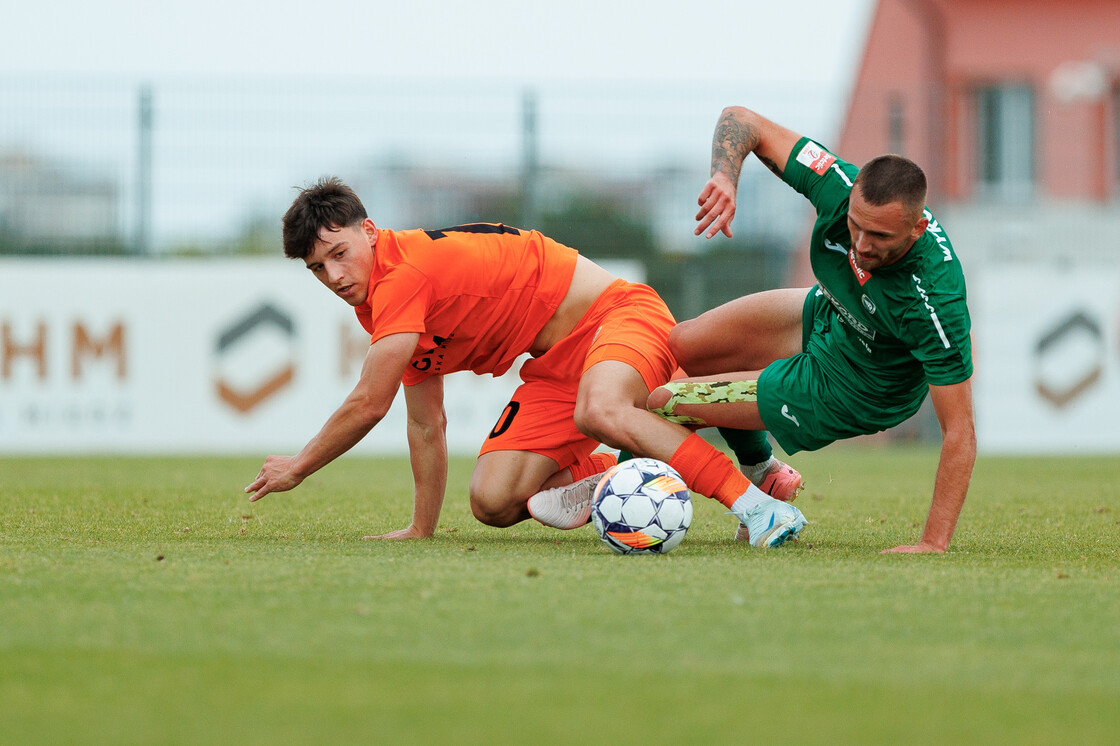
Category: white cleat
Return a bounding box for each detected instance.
[527,473,603,529]
[732,498,808,547]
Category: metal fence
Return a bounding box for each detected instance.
[0,75,840,260]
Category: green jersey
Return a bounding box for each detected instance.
[755,139,972,453]
[785,137,972,395]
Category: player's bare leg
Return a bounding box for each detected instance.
[470,450,566,527]
[669,287,808,376]
[572,360,692,465]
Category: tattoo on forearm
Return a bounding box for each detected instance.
[758,156,783,178]
[711,113,759,184]
[710,111,784,181]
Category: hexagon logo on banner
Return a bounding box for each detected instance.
[1034,310,1102,409]
[214,303,296,414]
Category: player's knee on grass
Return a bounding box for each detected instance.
[467,477,525,528]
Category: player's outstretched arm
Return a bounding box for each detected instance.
[882,379,976,553]
[364,375,448,540]
[695,106,803,239]
[244,332,419,502]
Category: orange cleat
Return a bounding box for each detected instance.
[755,459,804,503]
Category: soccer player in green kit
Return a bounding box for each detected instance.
[648,106,975,553]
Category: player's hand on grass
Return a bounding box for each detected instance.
[881,541,946,554]
[245,456,304,502]
[695,172,738,239]
[363,525,431,541]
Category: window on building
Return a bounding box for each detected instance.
[976,84,1035,200]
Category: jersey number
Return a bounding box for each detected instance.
[488,400,521,439]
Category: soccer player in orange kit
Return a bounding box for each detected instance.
[245,177,805,547]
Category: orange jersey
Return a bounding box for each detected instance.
[354,224,578,385]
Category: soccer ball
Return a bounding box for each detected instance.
[591,458,693,555]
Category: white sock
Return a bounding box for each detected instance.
[740,456,777,484]
[729,481,775,516]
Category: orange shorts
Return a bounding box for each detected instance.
[478,279,678,470]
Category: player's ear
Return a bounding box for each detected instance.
[911,214,929,242]
[362,218,379,248]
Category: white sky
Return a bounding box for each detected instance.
[1,0,874,85]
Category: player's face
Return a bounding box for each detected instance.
[846,186,928,271]
[304,219,377,306]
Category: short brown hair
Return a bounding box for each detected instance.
[281,176,368,259]
[853,155,927,222]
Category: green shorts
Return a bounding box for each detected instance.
[757,288,926,454]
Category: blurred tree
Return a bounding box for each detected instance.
[469,189,655,260]
[0,231,128,256]
[647,239,790,321]
[469,191,524,229]
[230,214,279,256]
[536,195,655,261]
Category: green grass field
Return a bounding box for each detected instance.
[2,446,1118,745]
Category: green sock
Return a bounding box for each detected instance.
[618,450,634,463]
[717,427,772,467]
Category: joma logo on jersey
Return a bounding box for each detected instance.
[796,141,836,175]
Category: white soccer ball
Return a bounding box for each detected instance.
[591,458,693,555]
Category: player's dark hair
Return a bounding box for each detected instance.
[281,176,368,259]
[853,155,927,222]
